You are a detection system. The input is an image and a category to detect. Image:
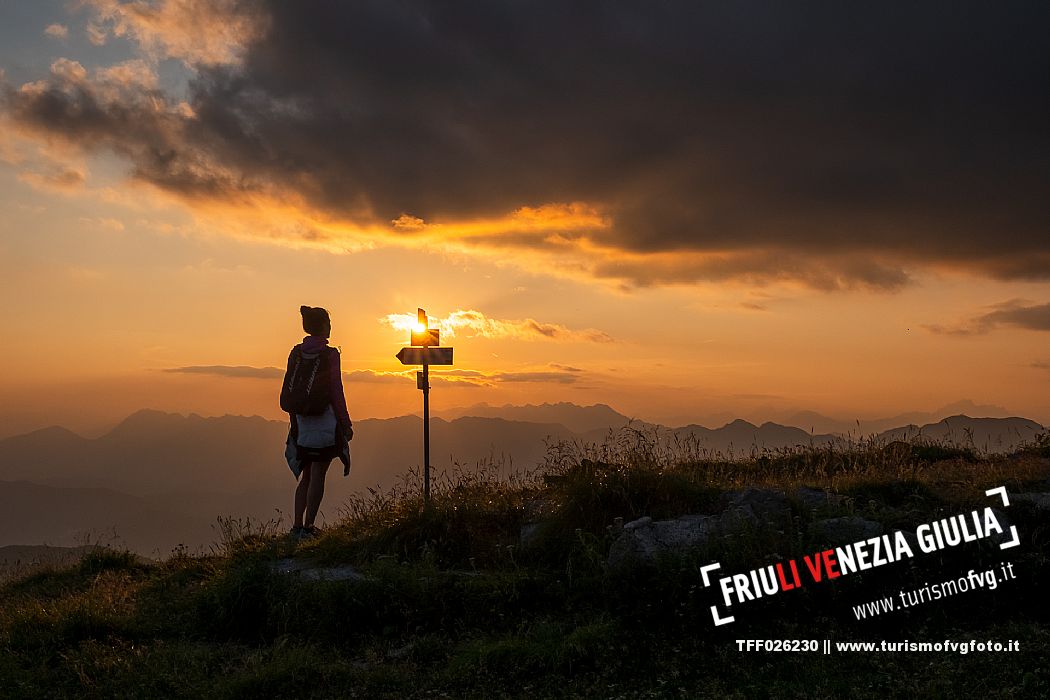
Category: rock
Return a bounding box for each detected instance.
[607,514,714,569]
[608,490,799,569]
[724,488,793,528]
[624,516,652,531]
[519,523,543,547]
[1010,492,1050,511]
[808,517,883,545]
[795,487,845,510]
[271,558,367,581]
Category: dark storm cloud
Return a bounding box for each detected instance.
[925,300,1050,336]
[589,250,915,291]
[4,1,1049,287]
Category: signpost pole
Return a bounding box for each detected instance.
[397,308,451,507]
[422,345,430,505]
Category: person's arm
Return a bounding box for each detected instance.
[328,349,353,439]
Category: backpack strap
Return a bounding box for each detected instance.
[285,346,302,382]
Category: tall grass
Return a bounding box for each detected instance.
[291,425,1048,571]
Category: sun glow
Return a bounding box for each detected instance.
[383,313,431,334]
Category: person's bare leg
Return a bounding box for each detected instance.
[294,464,312,529]
[304,460,331,528]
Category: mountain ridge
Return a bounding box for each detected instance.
[3,407,1041,496]
[0,406,1043,554]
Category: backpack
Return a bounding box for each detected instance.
[280,345,334,415]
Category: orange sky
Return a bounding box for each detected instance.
[1,2,1048,437]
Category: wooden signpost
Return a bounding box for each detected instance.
[396,347,453,365]
[396,308,454,504]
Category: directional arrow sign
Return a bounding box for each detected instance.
[396,346,453,365]
[411,328,440,346]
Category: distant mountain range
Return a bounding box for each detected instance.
[435,399,1029,439]
[878,415,1045,452]
[771,399,1020,436]
[668,415,1044,455]
[434,402,651,433]
[0,410,580,496]
[0,404,1043,554]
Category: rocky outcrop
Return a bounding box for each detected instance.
[607,488,810,569]
[795,487,846,510]
[724,488,793,525]
[519,522,543,546]
[607,515,716,569]
[271,558,367,581]
[1010,492,1050,511]
[605,485,894,568]
[807,516,883,545]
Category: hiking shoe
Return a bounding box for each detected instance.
[303,525,322,537]
[289,526,306,538]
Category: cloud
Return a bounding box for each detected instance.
[586,249,913,292]
[18,167,86,191]
[432,369,583,386]
[44,24,69,40]
[163,365,282,378]
[491,371,579,384]
[86,21,108,46]
[1032,360,1050,372]
[347,367,583,387]
[46,58,87,83]
[78,216,125,232]
[925,300,1050,336]
[344,370,413,385]
[162,362,586,390]
[382,309,613,343]
[82,0,267,65]
[4,2,1049,290]
[1,107,91,191]
[4,55,239,201]
[95,59,158,90]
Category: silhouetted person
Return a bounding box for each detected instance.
[281,305,352,538]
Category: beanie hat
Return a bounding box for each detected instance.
[300,305,331,336]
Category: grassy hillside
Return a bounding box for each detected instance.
[0,545,101,581]
[2,429,1049,699]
